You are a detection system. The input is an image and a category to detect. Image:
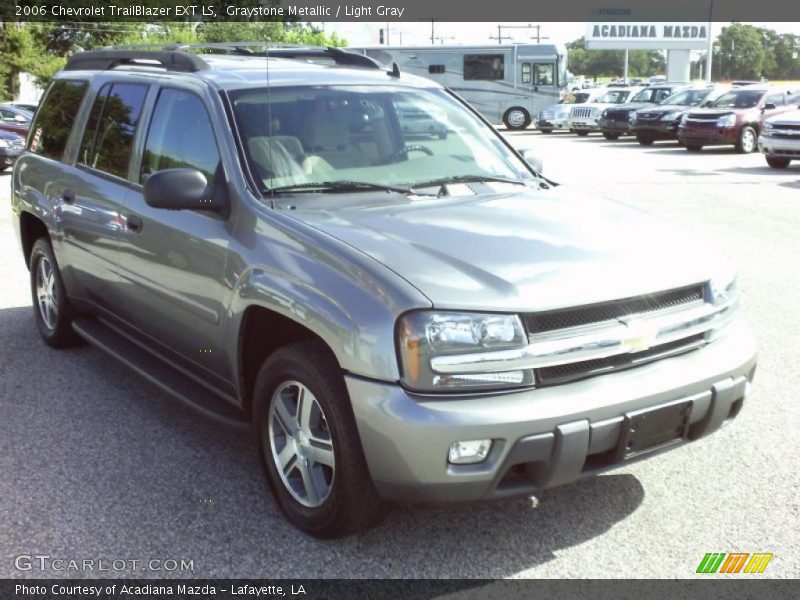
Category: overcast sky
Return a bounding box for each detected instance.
[319,22,799,47]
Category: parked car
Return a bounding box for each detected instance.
[0,129,26,171]
[631,85,729,145]
[598,85,680,140]
[7,101,39,113]
[0,103,33,136]
[649,76,667,85]
[13,46,756,538]
[758,108,800,168]
[678,85,798,153]
[396,99,448,139]
[569,87,643,135]
[536,88,607,133]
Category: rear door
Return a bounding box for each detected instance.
[117,85,233,381]
[59,81,150,309]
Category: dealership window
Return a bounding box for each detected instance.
[534,63,555,86]
[28,80,89,161]
[428,64,445,74]
[464,55,504,81]
[521,63,532,84]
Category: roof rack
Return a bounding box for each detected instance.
[64,50,208,73]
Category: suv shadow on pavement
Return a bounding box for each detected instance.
[0,304,644,578]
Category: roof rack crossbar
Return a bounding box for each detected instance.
[64,50,208,73]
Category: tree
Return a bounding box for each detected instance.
[713,23,767,80]
[565,37,665,78]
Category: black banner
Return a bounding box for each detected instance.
[2,580,800,600]
[3,0,800,22]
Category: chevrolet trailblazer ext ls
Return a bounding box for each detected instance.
[12,47,756,538]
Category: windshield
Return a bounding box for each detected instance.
[597,90,631,104]
[231,85,535,192]
[712,90,764,109]
[631,88,672,103]
[661,88,712,106]
[559,92,591,104]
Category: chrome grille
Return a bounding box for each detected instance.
[525,284,705,334]
[773,123,800,131]
[571,107,594,119]
[636,112,660,121]
[536,334,706,386]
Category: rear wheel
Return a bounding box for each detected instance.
[576,131,589,137]
[29,238,81,348]
[539,128,553,134]
[603,132,620,140]
[502,107,531,130]
[637,134,654,146]
[736,126,757,154]
[766,156,791,169]
[253,341,386,538]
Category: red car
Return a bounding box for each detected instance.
[0,104,32,137]
[677,85,798,153]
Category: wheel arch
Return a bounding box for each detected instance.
[19,210,50,270]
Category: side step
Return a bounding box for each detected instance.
[72,317,249,430]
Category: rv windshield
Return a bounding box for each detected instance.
[231,85,536,193]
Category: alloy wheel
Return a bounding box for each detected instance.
[35,256,58,330]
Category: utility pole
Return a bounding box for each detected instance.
[489,25,512,45]
[431,19,434,45]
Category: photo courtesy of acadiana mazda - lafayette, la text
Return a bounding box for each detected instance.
[11,44,756,538]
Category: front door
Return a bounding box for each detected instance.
[117,86,233,382]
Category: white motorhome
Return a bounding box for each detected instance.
[348,44,568,129]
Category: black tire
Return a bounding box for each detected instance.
[253,341,386,538]
[502,107,531,130]
[603,132,620,140]
[29,237,81,348]
[686,145,703,152]
[637,135,654,146]
[539,128,553,134]
[576,131,589,137]
[766,156,791,169]
[736,125,757,154]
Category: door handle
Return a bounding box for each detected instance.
[126,214,144,233]
[62,189,75,204]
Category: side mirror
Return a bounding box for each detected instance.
[763,103,777,111]
[143,169,223,211]
[703,100,713,107]
[518,148,544,174]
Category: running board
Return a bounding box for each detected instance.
[72,317,249,429]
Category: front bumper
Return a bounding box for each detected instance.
[536,117,570,130]
[570,118,600,132]
[678,125,739,147]
[632,121,681,139]
[347,320,756,503]
[758,134,800,159]
[598,118,631,134]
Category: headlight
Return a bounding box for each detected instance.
[709,265,738,307]
[0,139,9,148]
[717,114,736,127]
[660,111,680,121]
[397,311,532,392]
[629,112,638,122]
[763,121,775,132]
[601,109,609,119]
[680,114,689,126]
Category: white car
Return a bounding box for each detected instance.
[536,88,607,133]
[758,107,800,168]
[569,87,644,135]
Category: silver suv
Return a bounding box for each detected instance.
[11,45,756,538]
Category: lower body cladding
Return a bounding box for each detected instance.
[758,134,800,160]
[632,122,680,141]
[346,321,756,503]
[536,117,569,131]
[569,119,599,133]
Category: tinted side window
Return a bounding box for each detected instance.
[140,89,220,186]
[81,83,148,178]
[464,55,504,81]
[78,84,111,167]
[765,93,784,106]
[29,80,89,160]
[428,65,445,74]
[534,63,554,86]
[521,63,532,84]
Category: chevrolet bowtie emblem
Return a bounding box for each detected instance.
[621,318,660,352]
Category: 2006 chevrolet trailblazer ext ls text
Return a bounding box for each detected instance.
[11,46,756,538]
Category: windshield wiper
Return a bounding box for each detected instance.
[410,175,527,190]
[266,180,422,195]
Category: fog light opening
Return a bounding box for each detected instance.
[448,439,492,465]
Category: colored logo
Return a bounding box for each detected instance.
[696,552,773,574]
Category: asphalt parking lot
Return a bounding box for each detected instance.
[1,131,799,579]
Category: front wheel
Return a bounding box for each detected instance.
[503,107,531,130]
[736,126,757,154]
[576,131,589,137]
[539,128,553,134]
[253,341,386,538]
[29,238,81,348]
[603,132,620,140]
[637,135,654,146]
[766,156,791,169]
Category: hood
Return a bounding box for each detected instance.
[637,104,693,116]
[287,186,723,312]
[686,107,752,118]
[765,109,800,125]
[607,102,656,112]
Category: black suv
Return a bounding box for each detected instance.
[631,85,727,145]
[597,86,677,140]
